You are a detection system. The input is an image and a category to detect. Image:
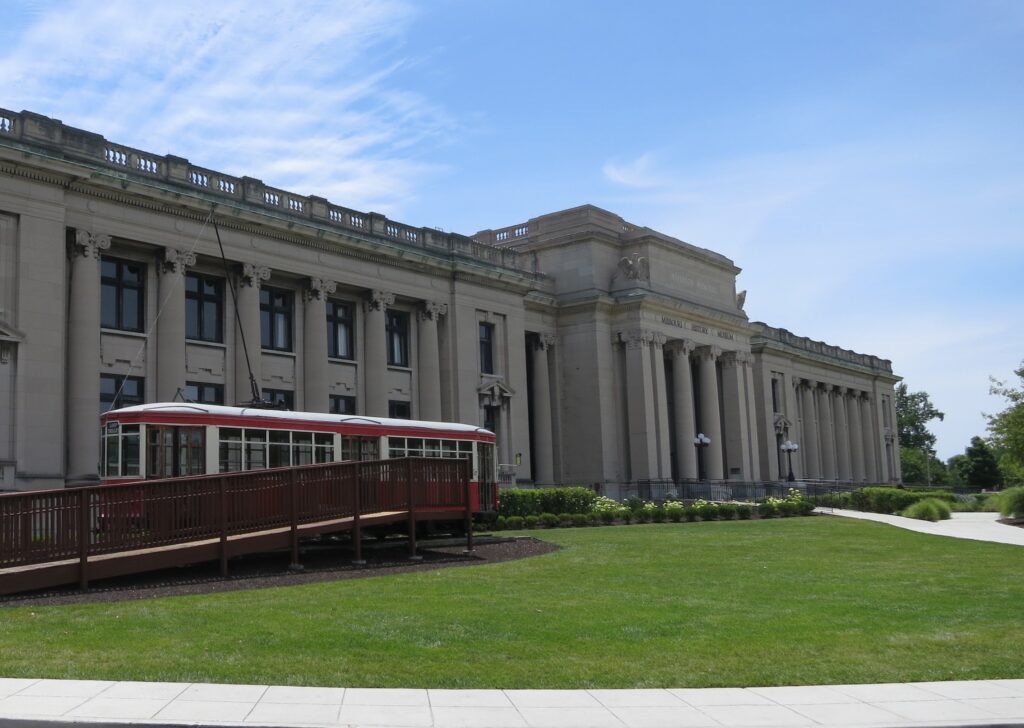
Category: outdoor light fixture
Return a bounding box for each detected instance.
[780,440,799,482]
[693,433,711,482]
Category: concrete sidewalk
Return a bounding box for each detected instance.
[815,508,1024,546]
[2,678,1024,727]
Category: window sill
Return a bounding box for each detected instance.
[101,328,147,339]
[262,349,297,358]
[328,357,357,364]
[388,365,412,373]
[186,339,227,350]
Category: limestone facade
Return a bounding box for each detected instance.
[0,109,900,493]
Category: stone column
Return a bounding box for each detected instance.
[800,380,820,478]
[785,378,803,479]
[302,277,336,413]
[234,263,269,404]
[651,333,672,479]
[156,248,196,402]
[667,340,697,480]
[818,383,836,480]
[532,334,555,484]
[720,351,753,480]
[743,358,762,480]
[621,329,658,481]
[417,301,447,422]
[363,289,394,417]
[848,389,865,482]
[67,230,110,483]
[861,395,878,483]
[833,385,852,481]
[695,345,724,480]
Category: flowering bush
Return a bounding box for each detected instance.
[664,501,685,522]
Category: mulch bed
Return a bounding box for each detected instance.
[0,536,559,608]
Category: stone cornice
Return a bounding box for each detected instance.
[750,321,898,381]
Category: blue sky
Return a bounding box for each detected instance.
[2,0,1021,459]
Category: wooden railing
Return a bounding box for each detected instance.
[0,458,470,573]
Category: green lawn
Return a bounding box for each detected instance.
[1,517,1022,688]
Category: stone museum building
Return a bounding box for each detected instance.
[0,109,901,494]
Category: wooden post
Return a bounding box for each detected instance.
[78,488,90,591]
[352,462,364,565]
[219,477,229,577]
[407,458,420,561]
[288,469,302,571]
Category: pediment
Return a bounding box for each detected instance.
[478,378,515,405]
[0,318,24,343]
[773,414,791,434]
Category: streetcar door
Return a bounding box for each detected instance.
[147,426,206,478]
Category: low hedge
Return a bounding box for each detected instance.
[849,487,957,515]
[499,487,598,517]
[998,486,1024,519]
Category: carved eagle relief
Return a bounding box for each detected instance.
[617,253,650,282]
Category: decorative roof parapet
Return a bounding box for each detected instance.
[0,107,541,278]
[749,321,894,375]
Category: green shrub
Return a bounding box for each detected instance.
[598,509,616,525]
[778,500,798,517]
[506,515,524,529]
[499,487,598,517]
[758,500,779,518]
[586,512,600,525]
[901,499,939,522]
[635,508,653,523]
[571,512,589,526]
[998,486,1024,518]
[698,502,719,521]
[736,504,753,520]
[665,501,685,523]
[717,503,737,520]
[539,512,560,528]
[557,512,574,526]
[493,515,507,531]
[797,500,816,516]
[651,506,666,523]
[683,505,699,522]
[850,487,958,515]
[625,496,644,514]
[524,514,539,529]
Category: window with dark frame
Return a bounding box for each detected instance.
[386,310,409,367]
[260,286,293,351]
[388,400,411,419]
[185,273,224,342]
[262,388,294,409]
[184,381,224,405]
[100,374,145,413]
[330,394,356,415]
[101,257,145,332]
[326,300,354,359]
[479,322,495,374]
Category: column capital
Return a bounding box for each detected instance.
[418,301,448,322]
[239,262,271,288]
[365,289,395,312]
[719,350,752,368]
[651,332,668,348]
[72,230,111,259]
[816,380,832,392]
[534,332,557,351]
[665,338,696,357]
[160,248,196,277]
[303,277,337,302]
[694,344,722,362]
[618,328,655,349]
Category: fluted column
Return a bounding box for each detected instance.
[785,378,803,479]
[848,389,865,482]
[417,301,447,422]
[800,380,820,478]
[720,350,753,480]
[667,340,697,480]
[833,385,852,481]
[234,263,269,404]
[651,333,672,479]
[621,329,658,481]
[363,289,393,417]
[303,277,336,413]
[861,395,878,483]
[818,383,836,480]
[67,230,110,483]
[695,345,724,480]
[156,248,195,402]
[531,333,555,484]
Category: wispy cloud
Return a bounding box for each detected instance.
[0,0,451,215]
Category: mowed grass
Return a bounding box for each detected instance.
[1,517,1022,688]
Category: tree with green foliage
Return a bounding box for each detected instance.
[987,362,1024,485]
[958,436,1002,489]
[895,383,944,451]
[900,447,949,486]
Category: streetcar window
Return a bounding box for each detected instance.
[361,438,380,461]
[122,426,140,475]
[424,439,441,458]
[294,432,313,465]
[314,433,334,463]
[442,441,457,458]
[269,430,291,468]
[407,438,423,457]
[105,433,119,476]
[219,428,242,472]
[245,429,267,470]
[458,441,473,458]
[341,436,360,462]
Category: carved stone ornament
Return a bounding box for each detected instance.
[736,289,747,310]
[665,338,696,357]
[720,350,753,368]
[773,414,791,435]
[73,230,111,259]
[617,253,650,282]
[0,341,11,365]
[618,328,655,350]
[418,301,448,322]
[304,277,337,302]
[239,263,271,288]
[478,379,514,407]
[694,344,722,361]
[534,333,556,351]
[160,248,197,276]
[365,289,395,312]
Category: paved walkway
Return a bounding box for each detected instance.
[2,678,1024,727]
[815,508,1024,546]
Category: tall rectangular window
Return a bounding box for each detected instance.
[185,273,223,342]
[100,374,144,413]
[479,322,495,374]
[184,381,224,405]
[262,388,294,409]
[260,286,293,351]
[389,400,411,419]
[327,300,354,359]
[771,377,781,414]
[386,310,409,367]
[330,394,356,415]
[101,257,145,332]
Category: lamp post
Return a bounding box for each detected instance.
[780,440,799,482]
[693,433,711,481]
